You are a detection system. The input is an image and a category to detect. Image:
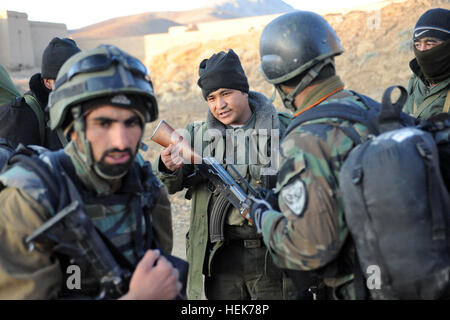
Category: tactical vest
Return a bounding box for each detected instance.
[0,148,161,299]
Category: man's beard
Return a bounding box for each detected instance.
[96,148,134,177]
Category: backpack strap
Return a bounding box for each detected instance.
[6,148,66,211]
[0,138,14,151]
[285,100,378,138]
[378,86,408,133]
[23,94,45,145]
[415,93,443,118]
[412,76,420,115]
[285,87,415,139]
[413,82,450,118]
[443,92,450,114]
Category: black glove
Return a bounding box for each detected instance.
[256,188,279,210]
[249,196,273,234]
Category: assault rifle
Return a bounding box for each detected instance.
[25,193,132,300]
[151,120,261,242]
[17,148,187,300]
[12,150,132,300]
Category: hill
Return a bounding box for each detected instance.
[69,0,295,39]
[147,0,450,114]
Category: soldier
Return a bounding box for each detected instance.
[249,11,379,299]
[0,37,81,149]
[403,8,450,119]
[0,45,181,299]
[156,49,296,300]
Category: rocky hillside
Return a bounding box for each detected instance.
[148,0,450,115]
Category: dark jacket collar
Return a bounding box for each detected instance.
[28,73,51,108]
[409,58,427,84]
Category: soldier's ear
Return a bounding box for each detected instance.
[43,78,55,90]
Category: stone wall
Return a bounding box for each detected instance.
[0,10,68,70]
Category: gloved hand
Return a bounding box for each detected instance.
[256,188,279,210]
[249,196,273,234]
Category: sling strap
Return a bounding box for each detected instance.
[23,94,45,145]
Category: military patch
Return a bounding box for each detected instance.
[281,178,307,216]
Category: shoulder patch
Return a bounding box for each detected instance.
[281,178,307,217]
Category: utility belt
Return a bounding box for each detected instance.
[225,238,263,249]
[223,224,263,249]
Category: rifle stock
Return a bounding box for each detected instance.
[151,120,202,164]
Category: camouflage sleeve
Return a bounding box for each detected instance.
[151,184,173,254]
[261,125,351,271]
[0,188,62,299]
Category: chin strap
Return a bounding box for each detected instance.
[71,105,94,167]
[276,58,334,113]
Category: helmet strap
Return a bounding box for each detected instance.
[276,58,334,113]
[71,105,94,167]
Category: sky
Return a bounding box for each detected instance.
[2,0,387,30]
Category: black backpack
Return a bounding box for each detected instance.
[0,94,46,147]
[286,86,450,299]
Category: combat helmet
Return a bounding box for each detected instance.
[259,11,344,112]
[48,45,159,183]
[48,44,158,131]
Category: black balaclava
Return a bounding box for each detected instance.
[412,8,450,83]
[414,39,450,83]
[197,49,249,100]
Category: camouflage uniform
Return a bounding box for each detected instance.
[260,76,371,299]
[403,59,450,119]
[157,91,297,300]
[0,142,173,299]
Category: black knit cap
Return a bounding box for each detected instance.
[41,37,81,79]
[413,8,450,41]
[197,49,249,100]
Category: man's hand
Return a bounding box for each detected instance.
[120,249,182,300]
[249,196,273,234]
[160,144,184,172]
